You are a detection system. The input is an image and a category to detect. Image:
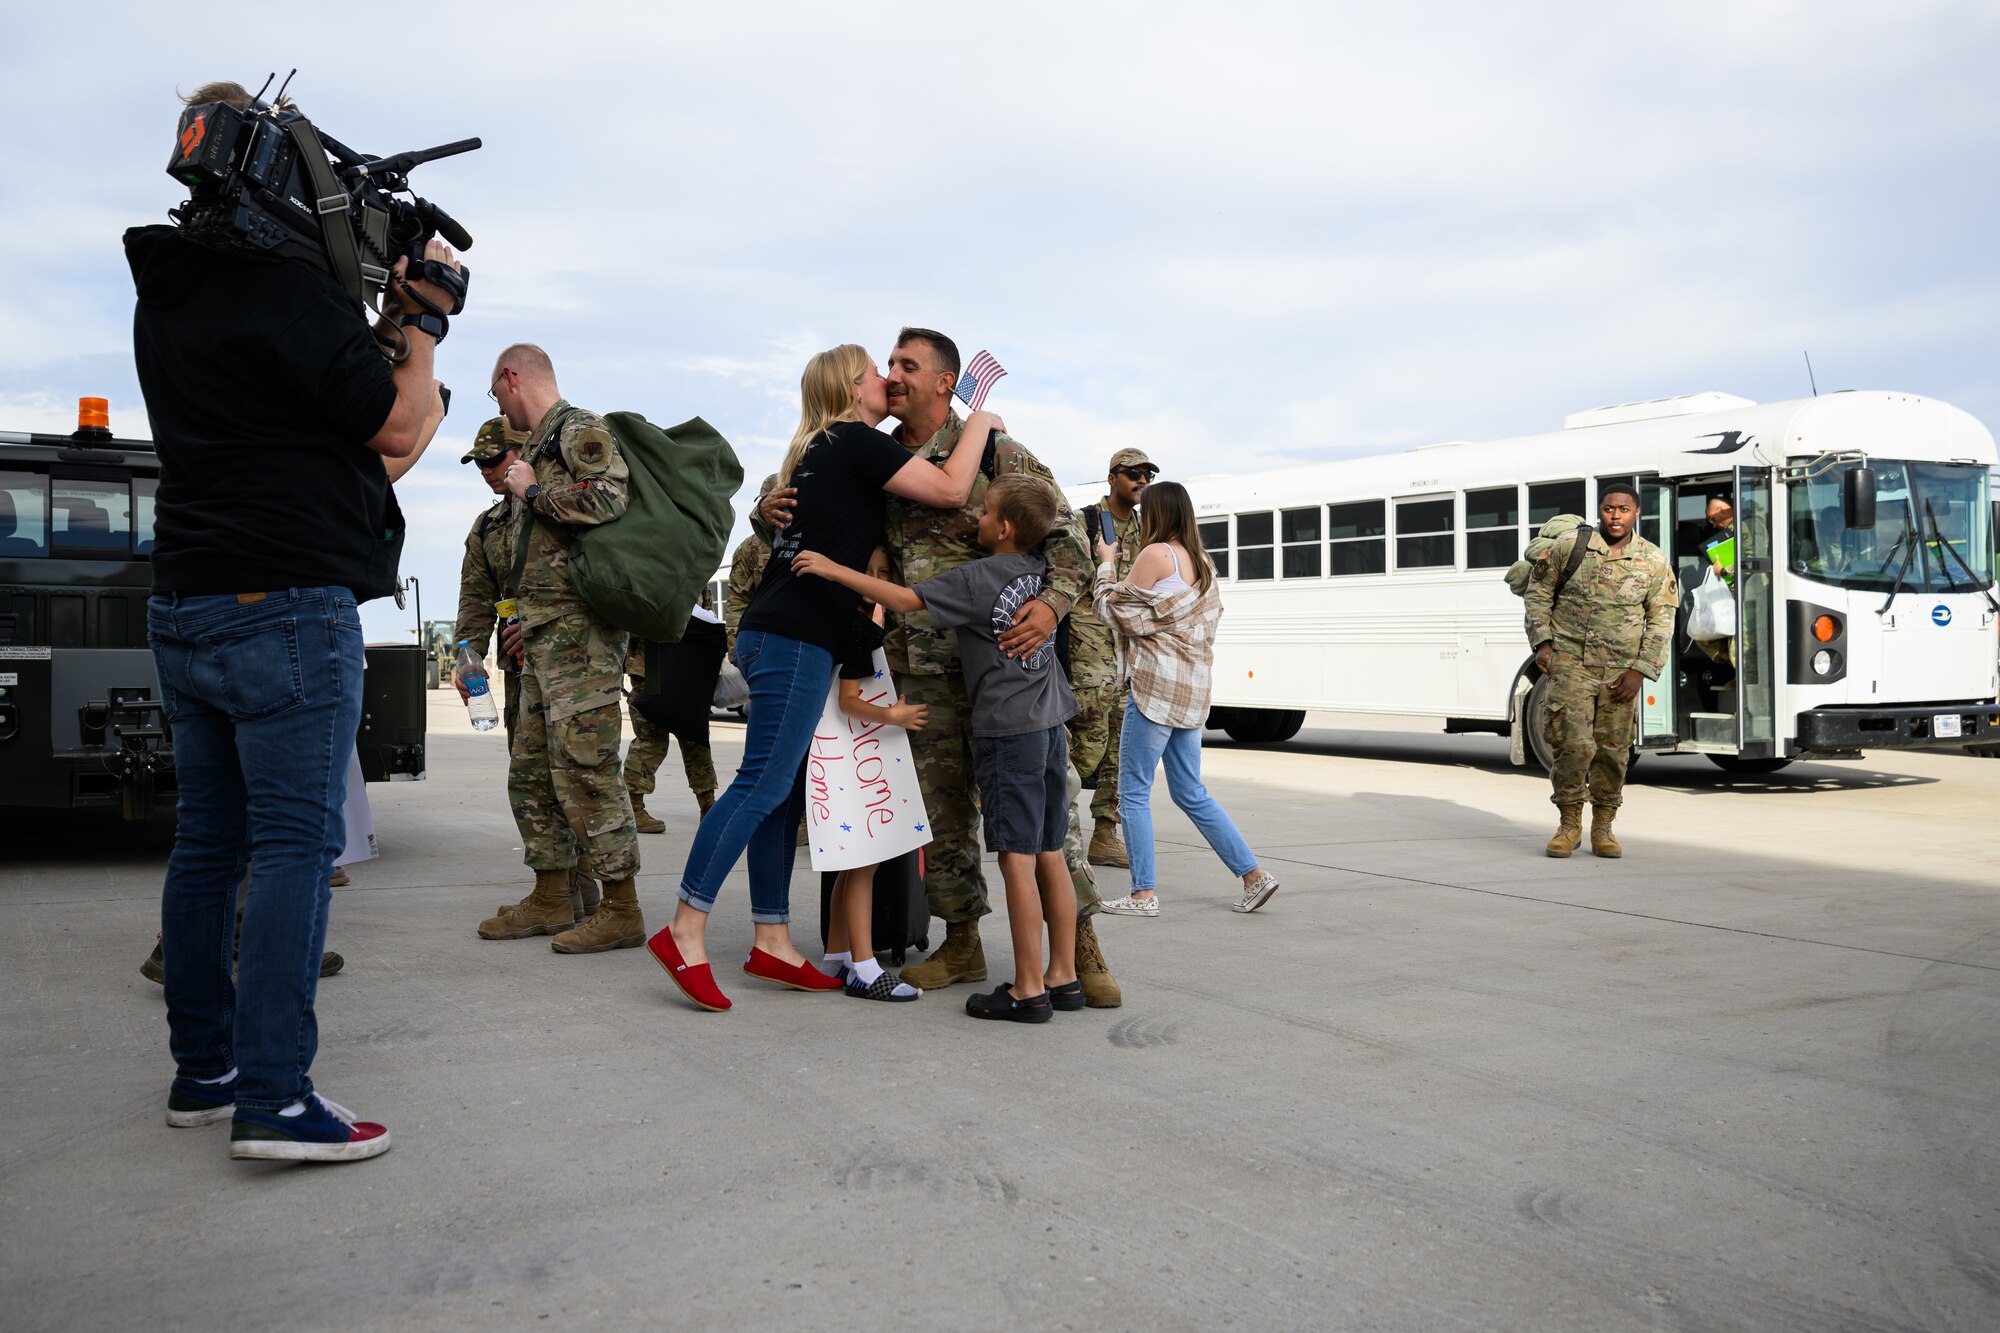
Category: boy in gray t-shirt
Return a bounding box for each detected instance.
[792,475,1080,1025]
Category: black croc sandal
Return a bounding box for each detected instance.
[846,971,921,1002]
[1047,979,1084,1011]
[965,984,1053,1024]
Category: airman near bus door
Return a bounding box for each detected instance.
[1524,483,1677,858]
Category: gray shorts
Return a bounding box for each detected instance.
[972,725,1069,855]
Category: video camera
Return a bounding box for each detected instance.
[166,72,478,342]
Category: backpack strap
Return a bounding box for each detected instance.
[1552,524,1594,608]
[505,407,583,597]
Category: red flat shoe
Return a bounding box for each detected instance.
[743,947,845,992]
[647,928,731,1012]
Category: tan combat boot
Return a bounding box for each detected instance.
[1076,915,1122,1008]
[478,869,575,940]
[632,797,666,835]
[551,875,645,953]
[1545,805,1584,858]
[1590,806,1623,858]
[570,866,602,923]
[1087,818,1129,868]
[900,919,986,990]
[696,790,716,821]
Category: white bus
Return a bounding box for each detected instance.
[1079,390,1999,773]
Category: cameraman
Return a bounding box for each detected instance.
[126,80,461,1165]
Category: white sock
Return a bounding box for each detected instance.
[278,1098,307,1117]
[820,950,852,978]
[195,1067,238,1086]
[851,957,884,984]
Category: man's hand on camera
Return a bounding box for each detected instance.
[392,238,462,322]
[502,459,536,500]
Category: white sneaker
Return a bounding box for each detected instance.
[1231,872,1280,914]
[1101,894,1160,918]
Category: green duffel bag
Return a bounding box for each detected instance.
[518,409,743,644]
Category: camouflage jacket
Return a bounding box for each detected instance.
[453,497,524,670]
[514,399,630,630]
[881,410,1090,676]
[723,532,772,657]
[1524,529,1678,678]
[1064,495,1144,689]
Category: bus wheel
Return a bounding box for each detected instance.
[1223,709,1305,744]
[1522,675,1556,773]
[1704,754,1793,775]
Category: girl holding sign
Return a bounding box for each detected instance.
[647,344,1002,1012]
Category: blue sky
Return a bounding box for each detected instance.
[3,1,1995,642]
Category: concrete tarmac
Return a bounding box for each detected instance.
[3,696,1997,1331]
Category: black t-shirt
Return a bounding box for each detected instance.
[124,226,401,599]
[838,614,887,680]
[741,421,911,655]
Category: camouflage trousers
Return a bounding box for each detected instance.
[1067,677,1127,825]
[1544,653,1638,810]
[900,670,1100,923]
[622,675,717,799]
[509,614,639,880]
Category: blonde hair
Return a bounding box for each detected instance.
[778,345,872,487]
[1134,481,1215,592]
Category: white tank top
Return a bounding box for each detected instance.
[1152,545,1191,594]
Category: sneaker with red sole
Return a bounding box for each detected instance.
[229,1093,390,1162]
[743,947,846,993]
[647,928,732,1011]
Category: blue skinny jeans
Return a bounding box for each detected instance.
[1117,697,1259,893]
[676,630,833,923]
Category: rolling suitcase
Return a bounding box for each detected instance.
[818,847,931,965]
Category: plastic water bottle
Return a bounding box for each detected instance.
[457,640,499,732]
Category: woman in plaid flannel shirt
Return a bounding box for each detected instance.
[1089,482,1282,917]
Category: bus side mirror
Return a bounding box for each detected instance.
[1843,466,1876,530]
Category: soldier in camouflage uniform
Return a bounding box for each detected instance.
[767,329,1121,1006]
[1066,447,1153,868]
[1523,482,1677,859]
[622,589,719,833]
[723,473,778,658]
[476,344,644,953]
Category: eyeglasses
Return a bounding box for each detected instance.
[486,367,512,402]
[475,455,511,471]
[1114,466,1158,481]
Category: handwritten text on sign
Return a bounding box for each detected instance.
[806,647,932,872]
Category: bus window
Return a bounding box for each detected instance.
[1465,485,1519,569]
[133,477,158,557]
[1281,507,1322,577]
[0,471,49,557]
[1198,518,1230,578]
[1327,500,1385,576]
[1395,497,1454,570]
[51,479,134,559]
[1528,480,1585,526]
[1237,511,1275,580]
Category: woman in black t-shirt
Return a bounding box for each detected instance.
[648,342,999,1011]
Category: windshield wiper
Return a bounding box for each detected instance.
[1924,498,2000,611]
[1876,529,1918,615]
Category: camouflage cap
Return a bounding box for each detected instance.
[462,416,527,464]
[1108,447,1156,474]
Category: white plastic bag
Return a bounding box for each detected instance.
[1688,568,1736,642]
[712,659,749,710]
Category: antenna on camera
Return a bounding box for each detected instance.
[250,72,276,109]
[272,68,298,108]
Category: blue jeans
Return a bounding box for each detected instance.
[148,587,364,1112]
[1117,697,1258,893]
[677,630,833,924]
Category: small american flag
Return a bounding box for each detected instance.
[954,349,1008,412]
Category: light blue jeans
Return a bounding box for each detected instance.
[1117,697,1258,893]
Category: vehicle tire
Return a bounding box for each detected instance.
[1522,674,1556,773]
[426,659,440,691]
[1963,743,2000,758]
[1222,709,1306,744]
[1704,754,1793,775]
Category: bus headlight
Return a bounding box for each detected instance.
[1812,650,1834,676]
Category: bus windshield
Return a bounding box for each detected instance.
[1788,460,1993,592]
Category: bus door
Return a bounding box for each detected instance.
[1638,478,1677,746]
[1735,466,1778,757]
